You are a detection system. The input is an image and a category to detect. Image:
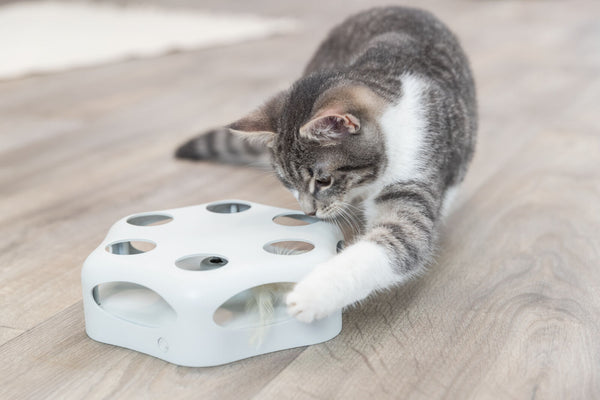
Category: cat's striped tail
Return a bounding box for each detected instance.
[175,127,269,165]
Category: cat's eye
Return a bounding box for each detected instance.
[315,176,332,188]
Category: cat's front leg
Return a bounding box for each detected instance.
[286,237,414,323]
[287,202,437,322]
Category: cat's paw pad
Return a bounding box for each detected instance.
[286,281,335,323]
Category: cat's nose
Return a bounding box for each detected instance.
[297,194,316,216]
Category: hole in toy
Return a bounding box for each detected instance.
[263,240,314,255]
[105,240,156,255]
[272,214,319,226]
[127,214,173,226]
[206,202,250,214]
[213,282,295,328]
[337,240,345,253]
[93,282,176,327]
[175,254,228,271]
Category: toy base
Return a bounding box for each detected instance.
[84,304,342,367]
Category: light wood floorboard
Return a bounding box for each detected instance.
[1,0,599,399]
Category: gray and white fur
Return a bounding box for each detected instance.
[177,6,477,323]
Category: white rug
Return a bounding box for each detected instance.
[0,1,295,80]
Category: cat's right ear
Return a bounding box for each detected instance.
[227,91,286,148]
[298,113,360,146]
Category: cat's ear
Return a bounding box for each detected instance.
[227,92,286,148]
[299,112,360,146]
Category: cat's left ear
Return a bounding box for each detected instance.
[227,91,286,148]
[299,112,360,146]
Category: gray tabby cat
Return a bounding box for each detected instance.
[177,6,477,323]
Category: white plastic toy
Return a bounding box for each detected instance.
[81,200,344,367]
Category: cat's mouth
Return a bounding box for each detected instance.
[315,203,362,238]
[314,210,329,219]
[314,204,344,220]
[305,201,358,223]
[313,206,334,220]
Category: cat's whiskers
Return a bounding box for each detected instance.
[338,202,362,232]
[339,201,363,217]
[319,207,343,235]
[329,216,343,238]
[341,209,361,238]
[331,203,361,240]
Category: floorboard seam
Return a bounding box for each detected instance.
[248,347,307,399]
[0,301,82,350]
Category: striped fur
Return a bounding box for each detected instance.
[176,7,477,323]
[176,127,269,166]
[176,87,286,165]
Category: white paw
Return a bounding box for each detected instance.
[286,278,338,323]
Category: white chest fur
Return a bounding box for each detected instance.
[361,74,430,223]
[378,73,429,187]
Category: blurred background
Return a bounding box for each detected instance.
[1,1,599,399]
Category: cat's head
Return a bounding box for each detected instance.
[229,78,387,219]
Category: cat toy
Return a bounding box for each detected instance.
[81,200,343,367]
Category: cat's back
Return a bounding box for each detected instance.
[304,7,470,86]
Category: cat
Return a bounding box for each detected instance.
[176,6,477,323]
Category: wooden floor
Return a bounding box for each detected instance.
[2,0,600,398]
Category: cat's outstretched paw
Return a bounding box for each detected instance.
[286,279,337,323]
